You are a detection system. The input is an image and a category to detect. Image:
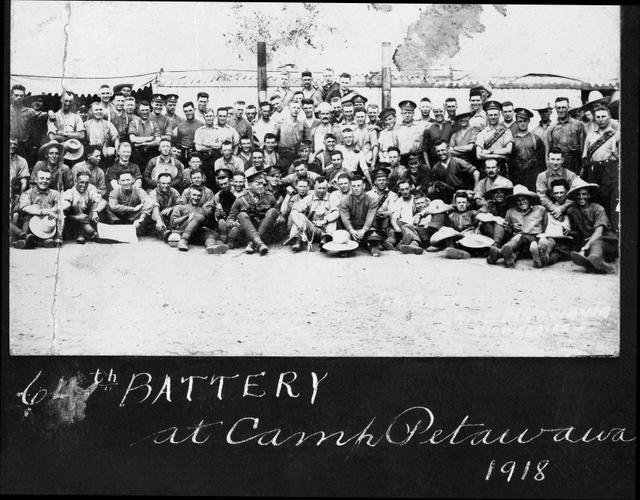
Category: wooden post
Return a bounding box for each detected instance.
[257,42,267,104]
[381,42,392,109]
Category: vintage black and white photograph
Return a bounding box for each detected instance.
[9,2,620,356]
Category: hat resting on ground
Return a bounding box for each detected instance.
[505,184,540,205]
[29,216,57,240]
[62,138,84,161]
[322,229,358,252]
[38,140,66,160]
[457,233,495,249]
[430,226,463,245]
[566,178,599,200]
[425,199,453,215]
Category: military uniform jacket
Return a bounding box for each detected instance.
[227,191,278,224]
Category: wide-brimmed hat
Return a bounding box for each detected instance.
[453,109,473,121]
[505,184,540,205]
[476,212,505,225]
[457,233,495,249]
[245,167,266,183]
[322,229,358,252]
[62,138,84,161]
[470,83,493,98]
[113,83,133,94]
[539,222,574,242]
[425,199,453,215]
[584,90,612,110]
[566,178,599,200]
[483,179,514,199]
[430,226,463,245]
[29,216,57,240]
[534,103,553,113]
[38,140,66,160]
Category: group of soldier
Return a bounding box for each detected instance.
[9,68,620,273]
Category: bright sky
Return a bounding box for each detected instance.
[10,2,620,83]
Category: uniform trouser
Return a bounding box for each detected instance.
[237,208,280,245]
[586,237,618,262]
[399,224,424,246]
[479,221,507,246]
[10,221,24,241]
[563,150,582,175]
[545,237,573,265]
[172,213,220,246]
[104,206,146,224]
[373,216,395,243]
[588,160,619,231]
[200,150,222,192]
[501,233,538,258]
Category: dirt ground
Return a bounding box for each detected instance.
[9,237,619,357]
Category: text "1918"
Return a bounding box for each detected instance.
[485,460,549,482]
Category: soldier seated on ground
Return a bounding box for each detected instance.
[62,171,107,243]
[495,185,548,268]
[169,186,228,254]
[106,170,153,231]
[566,179,618,274]
[15,169,62,249]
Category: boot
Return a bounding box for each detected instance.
[398,241,423,255]
[177,238,189,251]
[369,245,381,257]
[244,242,255,254]
[502,244,515,267]
[571,251,593,271]
[444,247,471,259]
[487,245,501,265]
[257,241,269,255]
[205,239,228,254]
[588,254,614,274]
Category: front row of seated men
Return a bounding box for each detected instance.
[10,153,618,273]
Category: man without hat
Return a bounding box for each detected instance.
[284,176,338,252]
[97,84,116,122]
[61,170,106,243]
[169,186,228,253]
[16,169,62,248]
[105,142,143,193]
[546,97,585,175]
[468,89,487,130]
[500,101,517,136]
[107,170,153,231]
[338,174,384,256]
[377,107,400,165]
[535,147,578,223]
[532,104,554,151]
[173,101,203,165]
[422,104,453,168]
[321,68,341,103]
[71,145,108,198]
[535,178,574,267]
[416,97,434,125]
[10,84,51,162]
[143,138,185,191]
[128,100,161,169]
[428,140,479,201]
[48,91,85,144]
[582,104,619,230]
[353,108,379,168]
[85,101,120,164]
[144,171,181,239]
[508,107,546,190]
[300,71,323,106]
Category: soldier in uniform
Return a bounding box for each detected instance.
[368,167,398,250]
[546,96,585,175]
[396,100,423,165]
[508,107,546,190]
[474,100,514,176]
[448,110,480,164]
[227,168,283,254]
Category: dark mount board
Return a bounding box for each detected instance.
[1,5,636,498]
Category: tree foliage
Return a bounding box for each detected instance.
[223,3,326,64]
[393,4,508,71]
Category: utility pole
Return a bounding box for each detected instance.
[381,42,392,109]
[257,42,267,104]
